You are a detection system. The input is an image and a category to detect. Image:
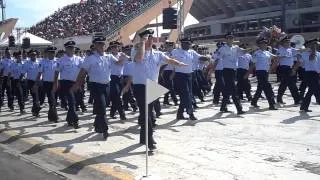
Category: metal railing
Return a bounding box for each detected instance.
[104,0,161,37]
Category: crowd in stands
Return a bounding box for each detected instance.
[28,0,150,40]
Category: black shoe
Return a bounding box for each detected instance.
[82,108,87,113]
[156,112,162,118]
[200,99,205,102]
[76,107,80,112]
[251,102,259,108]
[163,101,171,105]
[73,123,80,129]
[103,131,109,140]
[247,97,252,102]
[237,110,246,115]
[148,144,157,151]
[189,114,198,121]
[176,114,186,120]
[20,110,26,115]
[9,107,14,112]
[269,106,278,110]
[300,109,312,112]
[220,108,230,113]
[174,102,178,106]
[120,115,127,120]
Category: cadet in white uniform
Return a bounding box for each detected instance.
[109,41,127,120]
[74,37,123,140]
[23,50,41,116]
[55,40,82,129]
[124,29,187,150]
[7,51,25,114]
[211,42,224,104]
[37,46,59,123]
[236,43,253,101]
[276,36,301,104]
[0,48,14,110]
[299,39,320,112]
[251,38,277,110]
[218,32,246,114]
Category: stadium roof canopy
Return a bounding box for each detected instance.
[190,0,282,20]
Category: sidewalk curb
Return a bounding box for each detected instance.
[0,130,135,180]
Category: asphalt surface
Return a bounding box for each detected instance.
[0,146,66,180]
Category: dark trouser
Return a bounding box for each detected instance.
[221,68,242,112]
[122,76,137,110]
[196,69,210,93]
[192,71,204,101]
[174,72,193,116]
[58,80,67,108]
[1,76,14,109]
[75,84,86,110]
[27,80,41,115]
[12,79,25,111]
[163,70,178,104]
[236,68,252,100]
[300,71,320,110]
[110,75,125,118]
[38,81,45,105]
[298,68,307,98]
[277,65,300,103]
[59,80,78,126]
[133,84,153,145]
[153,99,161,117]
[42,81,58,121]
[252,71,276,107]
[91,82,108,133]
[213,70,224,103]
[87,78,94,104]
[22,80,28,102]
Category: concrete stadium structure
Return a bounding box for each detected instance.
[186,0,320,43]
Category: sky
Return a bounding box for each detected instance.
[5,0,199,31]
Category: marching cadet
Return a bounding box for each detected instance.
[171,37,210,120]
[276,35,301,105]
[162,41,178,106]
[109,41,127,120]
[218,32,248,114]
[122,45,137,112]
[250,38,278,110]
[73,36,126,139]
[7,51,25,114]
[0,48,14,111]
[123,29,187,150]
[55,40,83,129]
[74,47,87,112]
[299,39,320,112]
[23,50,41,116]
[191,45,205,105]
[211,42,224,104]
[36,46,59,123]
[236,43,253,101]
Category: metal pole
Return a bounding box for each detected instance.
[144,85,149,178]
[282,0,286,31]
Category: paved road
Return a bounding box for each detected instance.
[0,146,66,180]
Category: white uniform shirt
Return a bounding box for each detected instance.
[238,53,253,70]
[110,52,125,76]
[81,52,117,84]
[218,44,242,69]
[252,50,273,71]
[277,46,295,67]
[23,60,40,81]
[2,58,13,76]
[39,59,59,82]
[212,52,223,70]
[9,62,24,80]
[57,54,83,81]
[172,48,201,74]
[299,51,320,73]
